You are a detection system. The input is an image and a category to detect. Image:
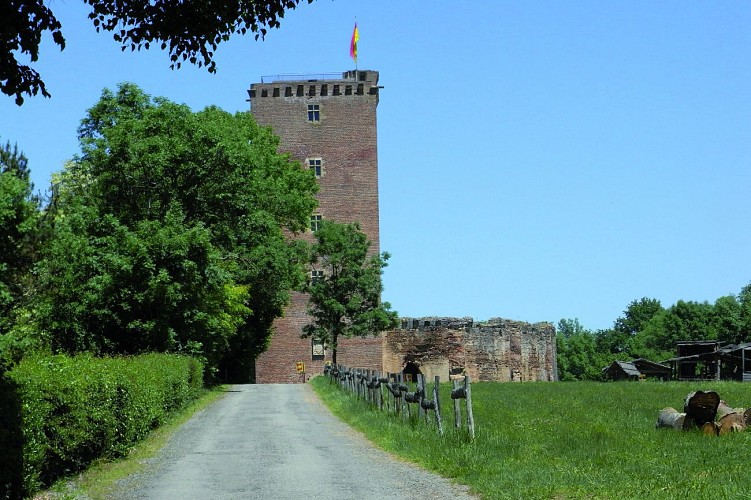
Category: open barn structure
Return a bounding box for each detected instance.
[664,341,751,382]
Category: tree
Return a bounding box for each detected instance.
[2,0,314,105]
[39,205,250,369]
[37,83,318,375]
[597,298,663,355]
[633,300,718,356]
[614,297,664,336]
[0,140,39,334]
[302,221,398,365]
[557,318,587,338]
[714,294,743,345]
[555,319,609,381]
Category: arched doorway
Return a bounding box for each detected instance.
[402,362,422,383]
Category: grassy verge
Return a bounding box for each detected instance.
[311,376,751,499]
[37,385,227,500]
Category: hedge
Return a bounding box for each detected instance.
[0,353,203,499]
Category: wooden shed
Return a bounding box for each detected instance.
[603,361,641,381]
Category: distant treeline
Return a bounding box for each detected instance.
[557,286,751,381]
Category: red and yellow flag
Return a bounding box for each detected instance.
[349,22,359,63]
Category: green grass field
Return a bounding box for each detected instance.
[311,377,751,499]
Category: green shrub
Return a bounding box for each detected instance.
[1,353,203,498]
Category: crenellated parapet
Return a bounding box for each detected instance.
[247,70,380,100]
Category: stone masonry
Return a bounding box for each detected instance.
[382,317,558,382]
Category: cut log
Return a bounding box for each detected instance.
[656,407,687,430]
[701,422,720,436]
[684,391,720,427]
[715,400,739,420]
[718,412,746,435]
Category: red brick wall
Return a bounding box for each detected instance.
[250,71,383,383]
[337,335,384,370]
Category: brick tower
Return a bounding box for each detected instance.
[249,70,383,383]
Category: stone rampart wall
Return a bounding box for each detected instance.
[383,317,557,382]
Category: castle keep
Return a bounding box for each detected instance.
[249,71,382,383]
[249,71,557,383]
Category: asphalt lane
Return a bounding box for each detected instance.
[111,384,476,499]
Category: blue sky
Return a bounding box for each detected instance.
[2,1,750,330]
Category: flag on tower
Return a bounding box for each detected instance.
[350,22,359,63]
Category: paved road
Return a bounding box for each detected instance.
[111,384,476,499]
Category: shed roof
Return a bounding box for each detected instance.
[605,361,641,378]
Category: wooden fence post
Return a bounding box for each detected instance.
[452,379,461,430]
[365,369,374,404]
[465,375,475,440]
[433,375,443,435]
[399,374,407,419]
[396,373,403,417]
[417,374,425,421]
[376,371,383,409]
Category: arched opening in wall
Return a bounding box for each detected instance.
[402,362,421,383]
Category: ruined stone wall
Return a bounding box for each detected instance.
[383,317,557,382]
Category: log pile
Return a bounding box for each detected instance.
[656,390,751,435]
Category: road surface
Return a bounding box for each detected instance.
[111,384,476,499]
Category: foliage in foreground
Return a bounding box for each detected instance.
[31,83,317,379]
[312,376,751,499]
[2,0,315,104]
[0,353,203,499]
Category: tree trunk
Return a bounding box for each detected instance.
[331,333,338,365]
[718,412,746,434]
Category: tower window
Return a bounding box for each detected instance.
[308,158,322,177]
[333,85,340,96]
[285,86,292,97]
[310,214,322,232]
[310,270,324,285]
[320,84,328,96]
[344,85,352,95]
[307,104,320,122]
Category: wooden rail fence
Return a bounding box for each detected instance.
[323,364,475,439]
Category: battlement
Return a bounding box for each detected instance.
[248,70,380,100]
[399,317,475,330]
